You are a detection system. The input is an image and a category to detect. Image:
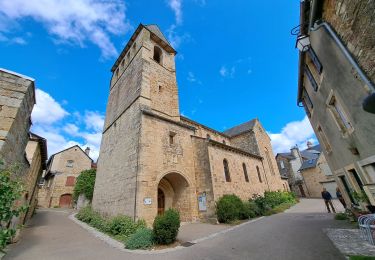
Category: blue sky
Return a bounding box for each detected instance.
[0,0,315,160]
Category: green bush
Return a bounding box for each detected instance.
[153,209,180,245]
[216,194,245,223]
[109,215,137,237]
[242,201,259,218]
[126,228,154,250]
[73,169,96,202]
[264,202,295,216]
[335,213,348,220]
[251,191,296,216]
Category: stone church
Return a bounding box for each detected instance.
[92,24,287,224]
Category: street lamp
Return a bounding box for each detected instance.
[296,35,311,52]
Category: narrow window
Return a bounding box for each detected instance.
[348,169,364,191]
[265,148,275,175]
[66,160,74,168]
[305,65,318,91]
[133,42,136,50]
[317,126,331,152]
[223,159,231,182]
[121,59,125,68]
[280,161,285,169]
[307,48,322,73]
[328,95,352,133]
[169,132,176,145]
[65,176,76,186]
[256,166,262,183]
[206,134,211,140]
[222,140,226,144]
[158,85,162,92]
[115,68,119,79]
[153,46,162,64]
[302,89,313,117]
[127,51,130,59]
[243,163,249,182]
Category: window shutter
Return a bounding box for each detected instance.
[307,48,323,73]
[305,65,318,91]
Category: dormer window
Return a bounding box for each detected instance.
[153,46,162,64]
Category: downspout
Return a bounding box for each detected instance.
[312,22,375,92]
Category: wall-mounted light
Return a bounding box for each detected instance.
[295,35,311,52]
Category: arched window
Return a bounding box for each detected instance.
[265,148,275,175]
[243,163,249,182]
[256,166,262,183]
[153,46,162,64]
[223,159,231,182]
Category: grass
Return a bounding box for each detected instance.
[349,256,375,260]
[335,212,348,220]
[264,202,296,216]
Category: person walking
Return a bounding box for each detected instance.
[336,187,347,209]
[321,188,336,213]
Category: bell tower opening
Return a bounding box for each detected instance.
[153,46,162,64]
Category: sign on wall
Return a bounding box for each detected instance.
[198,192,207,211]
[143,198,152,205]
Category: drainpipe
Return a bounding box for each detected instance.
[311,22,375,112]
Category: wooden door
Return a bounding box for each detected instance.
[59,194,72,208]
[157,189,165,215]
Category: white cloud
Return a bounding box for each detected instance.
[84,111,104,132]
[219,65,235,78]
[269,116,317,153]
[167,0,183,25]
[32,89,69,125]
[0,0,130,58]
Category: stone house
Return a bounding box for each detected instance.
[1,68,47,227]
[92,24,286,225]
[38,145,93,208]
[276,142,335,197]
[296,1,375,207]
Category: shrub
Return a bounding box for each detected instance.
[216,194,244,223]
[251,194,271,216]
[126,228,154,250]
[73,169,96,202]
[264,202,294,216]
[335,213,348,220]
[153,209,180,245]
[242,201,259,218]
[109,215,137,237]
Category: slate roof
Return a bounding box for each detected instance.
[145,25,172,48]
[223,119,257,137]
[299,158,319,171]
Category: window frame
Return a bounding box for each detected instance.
[256,166,262,183]
[223,159,231,182]
[242,163,249,182]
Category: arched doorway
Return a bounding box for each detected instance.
[59,194,72,208]
[157,172,192,221]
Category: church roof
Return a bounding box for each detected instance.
[145,25,172,48]
[223,119,257,137]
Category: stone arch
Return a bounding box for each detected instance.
[157,172,192,222]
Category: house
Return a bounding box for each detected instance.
[38,145,93,208]
[295,0,375,206]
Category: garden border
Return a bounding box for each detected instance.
[69,213,264,254]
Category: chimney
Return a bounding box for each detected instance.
[291,145,303,164]
[307,141,313,149]
[85,147,90,156]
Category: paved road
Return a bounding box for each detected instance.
[5,199,350,260]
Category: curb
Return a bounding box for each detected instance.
[69,213,264,254]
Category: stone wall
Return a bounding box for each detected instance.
[230,131,260,155]
[0,70,34,168]
[322,0,375,84]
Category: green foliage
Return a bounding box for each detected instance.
[76,206,146,242]
[216,194,245,223]
[126,228,154,250]
[251,191,296,215]
[264,202,295,216]
[73,169,96,202]
[153,209,180,245]
[335,212,348,220]
[349,256,375,260]
[242,201,260,218]
[351,190,370,204]
[0,161,27,251]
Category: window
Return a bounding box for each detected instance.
[363,163,375,183]
[115,68,119,79]
[265,148,275,175]
[243,163,249,182]
[153,46,162,64]
[280,161,285,169]
[66,160,74,168]
[307,48,323,74]
[169,132,176,145]
[305,65,318,91]
[317,126,331,152]
[127,51,130,59]
[121,59,125,68]
[65,176,76,186]
[158,85,162,92]
[302,89,313,117]
[223,159,231,182]
[328,95,353,133]
[256,166,262,183]
[348,169,364,191]
[133,42,136,50]
[206,134,211,140]
[222,140,226,144]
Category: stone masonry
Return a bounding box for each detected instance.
[92,24,286,225]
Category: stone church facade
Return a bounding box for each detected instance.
[92,24,285,224]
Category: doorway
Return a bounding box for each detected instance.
[157,189,165,215]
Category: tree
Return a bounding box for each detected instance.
[73,169,96,202]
